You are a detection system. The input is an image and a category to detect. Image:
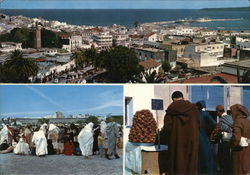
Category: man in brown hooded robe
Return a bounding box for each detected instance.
[230,104,250,175]
[163,91,200,175]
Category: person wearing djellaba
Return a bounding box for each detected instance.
[230,104,250,175]
[162,91,200,175]
[105,119,120,160]
[196,100,216,175]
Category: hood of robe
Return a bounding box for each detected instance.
[166,100,198,124]
[230,104,249,120]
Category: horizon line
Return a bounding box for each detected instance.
[0,6,249,10]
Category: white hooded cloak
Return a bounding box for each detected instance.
[32,127,48,156]
[77,122,94,156]
[14,138,30,155]
[0,124,9,145]
[100,121,108,148]
[48,124,60,149]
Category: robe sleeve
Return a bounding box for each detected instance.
[114,124,119,138]
[163,114,173,145]
[232,119,242,146]
[206,112,216,127]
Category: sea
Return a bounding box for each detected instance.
[1,9,250,31]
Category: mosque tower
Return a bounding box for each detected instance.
[34,22,42,49]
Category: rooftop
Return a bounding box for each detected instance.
[144,32,156,38]
[172,73,238,84]
[139,59,161,70]
[135,47,164,52]
[223,60,250,69]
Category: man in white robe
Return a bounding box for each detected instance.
[106,121,120,160]
[77,122,94,159]
[32,127,48,156]
[14,138,30,155]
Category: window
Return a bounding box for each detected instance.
[190,86,224,110]
[125,97,133,126]
[243,87,250,111]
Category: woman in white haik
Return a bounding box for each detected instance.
[0,124,9,145]
[48,124,60,151]
[32,125,48,156]
[100,121,108,155]
[78,122,94,159]
[14,137,30,155]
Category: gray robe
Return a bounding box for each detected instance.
[106,122,119,155]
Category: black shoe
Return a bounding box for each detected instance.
[115,154,120,159]
[105,155,111,160]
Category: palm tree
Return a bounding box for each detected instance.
[84,48,97,66]
[4,50,39,83]
[70,51,87,70]
[210,76,228,84]
[136,70,164,83]
[241,70,250,83]
[236,64,250,83]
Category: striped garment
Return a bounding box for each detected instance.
[219,114,233,133]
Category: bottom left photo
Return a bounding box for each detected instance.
[0,85,123,175]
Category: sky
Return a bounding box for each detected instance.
[0,0,249,9]
[0,85,123,118]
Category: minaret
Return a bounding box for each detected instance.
[34,22,41,49]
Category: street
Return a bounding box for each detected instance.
[0,153,123,175]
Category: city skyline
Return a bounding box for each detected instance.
[1,0,249,9]
[0,85,123,118]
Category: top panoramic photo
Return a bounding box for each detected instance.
[0,0,249,84]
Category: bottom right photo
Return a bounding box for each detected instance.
[124,85,250,175]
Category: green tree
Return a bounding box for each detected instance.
[41,29,63,48]
[102,46,141,83]
[106,115,123,125]
[3,50,39,83]
[96,50,108,68]
[210,76,228,83]
[38,118,50,125]
[0,27,65,48]
[71,51,87,69]
[137,70,163,83]
[161,61,171,73]
[85,116,99,125]
[241,70,250,83]
[84,48,98,66]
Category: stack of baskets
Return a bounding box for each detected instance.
[129,109,157,143]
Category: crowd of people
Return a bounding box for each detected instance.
[0,120,122,160]
[163,91,250,175]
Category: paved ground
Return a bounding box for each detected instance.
[0,153,123,175]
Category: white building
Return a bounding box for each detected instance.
[236,37,250,50]
[200,30,217,37]
[93,33,113,48]
[70,35,83,51]
[113,34,129,46]
[169,27,196,36]
[134,47,165,62]
[0,42,22,53]
[139,59,161,74]
[62,35,83,52]
[143,32,164,42]
[223,60,250,76]
[183,43,226,67]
